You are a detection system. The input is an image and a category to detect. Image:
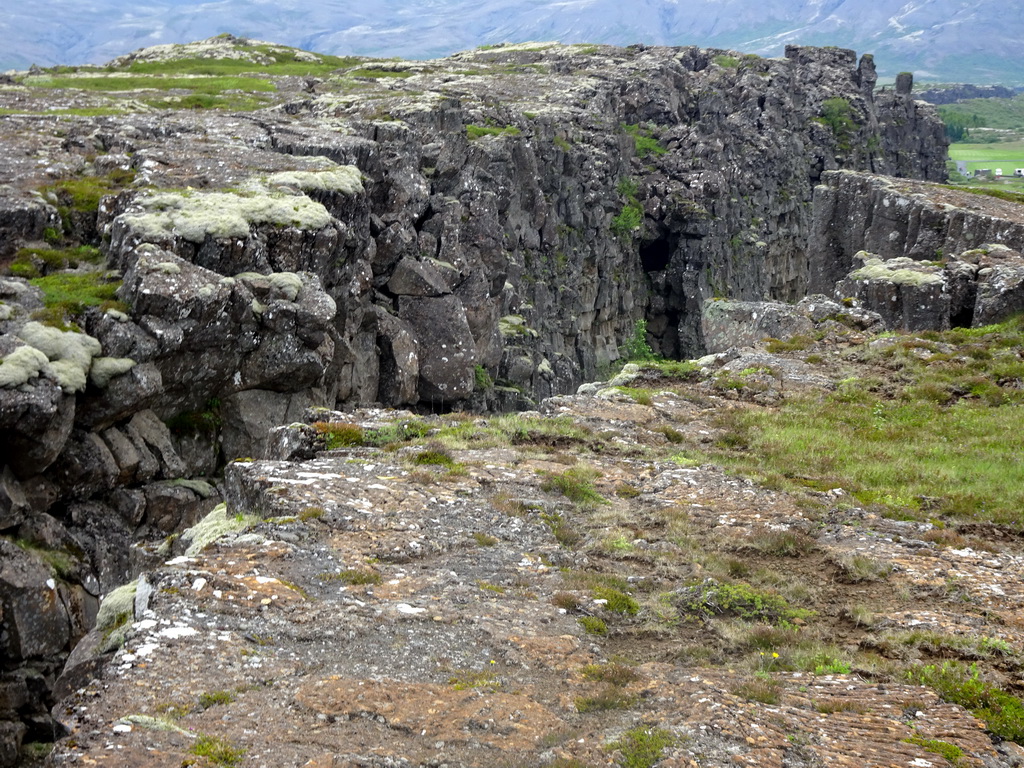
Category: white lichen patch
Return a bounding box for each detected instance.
[850,256,944,287]
[0,345,49,388]
[89,357,137,388]
[181,502,260,556]
[266,165,363,196]
[17,321,103,392]
[121,189,333,243]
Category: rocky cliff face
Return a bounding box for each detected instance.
[0,38,956,764]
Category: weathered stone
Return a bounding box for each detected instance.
[220,388,326,461]
[386,257,450,297]
[701,299,815,353]
[398,295,475,403]
[0,539,71,660]
[0,379,75,479]
[127,410,186,478]
[836,253,950,330]
[372,306,419,406]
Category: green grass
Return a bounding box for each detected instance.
[907,661,1024,743]
[939,95,1024,131]
[123,50,359,77]
[187,734,246,767]
[29,272,124,326]
[9,245,103,279]
[541,466,607,507]
[466,124,521,139]
[26,73,277,93]
[607,726,676,768]
[706,317,1024,524]
[948,140,1024,174]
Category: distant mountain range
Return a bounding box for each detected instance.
[2,0,1020,84]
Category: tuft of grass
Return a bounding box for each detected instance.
[322,568,382,586]
[552,592,584,611]
[607,726,676,768]
[592,586,640,616]
[579,616,608,636]
[581,663,640,686]
[575,687,635,713]
[832,553,894,583]
[412,445,459,468]
[472,532,499,546]
[312,421,365,449]
[187,734,246,767]
[541,465,607,507]
[198,690,235,709]
[466,123,521,139]
[902,735,965,765]
[448,670,502,692]
[749,530,817,557]
[731,677,782,705]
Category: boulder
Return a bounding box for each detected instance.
[701,299,815,353]
[398,295,476,404]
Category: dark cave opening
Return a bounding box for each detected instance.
[640,235,674,273]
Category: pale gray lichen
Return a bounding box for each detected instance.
[96,581,138,653]
[267,272,303,301]
[181,502,259,556]
[17,322,102,392]
[850,257,944,287]
[266,165,363,196]
[89,357,137,388]
[0,345,50,388]
[122,190,333,244]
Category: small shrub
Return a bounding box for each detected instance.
[552,592,583,611]
[713,55,739,68]
[473,364,493,391]
[187,734,245,767]
[592,586,640,616]
[472,532,498,546]
[833,553,893,583]
[198,690,235,709]
[907,661,1024,742]
[579,616,608,636]
[622,318,656,362]
[611,200,643,238]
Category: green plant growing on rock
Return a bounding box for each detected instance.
[907,661,1024,742]
[607,726,676,768]
[579,616,608,636]
[902,735,965,765]
[592,586,640,615]
[541,465,607,508]
[815,97,857,151]
[621,319,656,362]
[29,272,125,328]
[313,421,365,449]
[186,734,246,767]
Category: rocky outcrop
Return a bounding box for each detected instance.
[0,39,960,763]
